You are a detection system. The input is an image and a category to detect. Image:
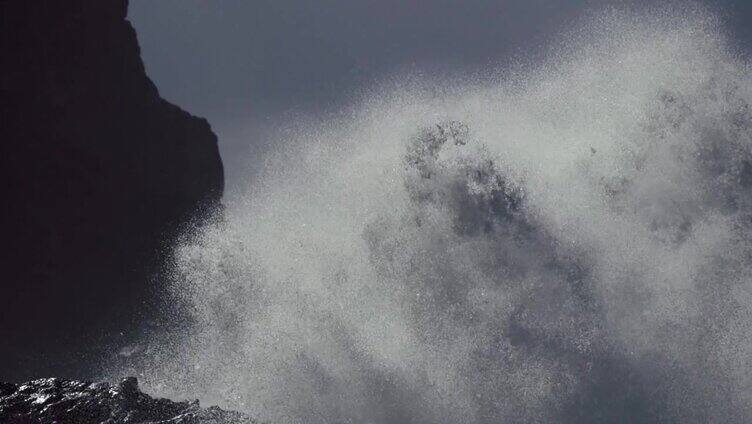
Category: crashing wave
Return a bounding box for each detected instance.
[112,6,752,424]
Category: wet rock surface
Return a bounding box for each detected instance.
[0,377,254,424]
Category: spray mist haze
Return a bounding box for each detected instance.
[119,6,752,423]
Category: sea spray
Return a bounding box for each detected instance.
[118,6,752,423]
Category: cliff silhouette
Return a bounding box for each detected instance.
[0,0,224,381]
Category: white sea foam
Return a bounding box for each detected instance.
[122,6,752,423]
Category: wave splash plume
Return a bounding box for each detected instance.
[124,6,752,423]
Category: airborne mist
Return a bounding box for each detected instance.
[115,6,752,423]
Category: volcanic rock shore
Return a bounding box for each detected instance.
[0,377,254,424]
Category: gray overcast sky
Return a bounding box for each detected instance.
[128,0,752,189]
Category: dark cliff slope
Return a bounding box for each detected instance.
[0,1,224,381]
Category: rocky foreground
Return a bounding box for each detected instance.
[0,377,254,424]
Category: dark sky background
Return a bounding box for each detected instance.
[128,0,752,190]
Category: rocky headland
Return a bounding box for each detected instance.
[1,0,224,380]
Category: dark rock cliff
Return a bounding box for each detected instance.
[0,377,254,424]
[0,1,224,381]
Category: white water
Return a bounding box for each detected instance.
[124,6,752,423]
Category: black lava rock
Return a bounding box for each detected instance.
[0,377,254,424]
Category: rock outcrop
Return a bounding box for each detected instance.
[0,1,224,380]
[0,377,253,424]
